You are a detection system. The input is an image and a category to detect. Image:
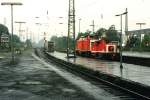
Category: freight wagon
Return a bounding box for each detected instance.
[47,41,54,52]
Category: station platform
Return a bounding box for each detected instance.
[0,50,96,100]
[49,51,150,87]
[123,51,150,58]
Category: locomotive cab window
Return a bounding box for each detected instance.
[108,46,114,52]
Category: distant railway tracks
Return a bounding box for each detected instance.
[35,49,150,100]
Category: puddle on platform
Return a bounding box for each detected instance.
[62,88,76,93]
[19,81,42,85]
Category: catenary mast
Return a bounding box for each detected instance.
[67,0,76,58]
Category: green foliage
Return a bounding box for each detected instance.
[95,28,107,38]
[50,36,74,51]
[125,34,150,52]
[82,30,91,37]
[126,36,140,48]
[76,30,91,40]
[0,24,9,35]
[76,33,82,40]
[25,39,32,48]
[13,34,22,48]
[76,25,119,43]
[13,35,21,43]
[13,35,32,50]
[0,24,9,51]
[141,34,150,51]
[142,34,150,47]
[105,25,119,42]
[50,36,57,42]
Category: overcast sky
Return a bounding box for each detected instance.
[0,0,150,42]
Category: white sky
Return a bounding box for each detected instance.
[0,0,150,42]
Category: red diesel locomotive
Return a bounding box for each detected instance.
[76,35,119,59]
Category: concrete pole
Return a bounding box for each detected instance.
[1,2,22,63]
[11,4,15,62]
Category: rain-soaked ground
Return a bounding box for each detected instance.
[123,51,150,58]
[50,51,150,86]
[0,50,127,100]
[0,50,95,100]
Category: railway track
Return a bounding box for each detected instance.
[35,49,150,100]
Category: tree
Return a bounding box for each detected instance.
[82,30,91,37]
[76,30,91,40]
[25,39,32,48]
[105,25,119,42]
[95,28,107,38]
[0,24,9,35]
[50,35,58,42]
[13,35,21,43]
[0,24,9,46]
[50,35,74,51]
[126,35,140,48]
[76,32,82,40]
[142,34,150,48]
[13,34,22,49]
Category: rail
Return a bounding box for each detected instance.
[39,49,150,100]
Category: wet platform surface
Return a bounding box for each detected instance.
[0,50,97,100]
[1,50,133,100]
[50,51,150,87]
[123,51,150,58]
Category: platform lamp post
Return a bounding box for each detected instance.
[79,18,81,34]
[35,22,41,43]
[90,20,95,34]
[1,2,23,63]
[115,11,127,69]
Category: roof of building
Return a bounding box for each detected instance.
[128,28,150,33]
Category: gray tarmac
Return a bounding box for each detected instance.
[0,50,95,100]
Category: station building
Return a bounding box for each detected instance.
[127,28,150,41]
